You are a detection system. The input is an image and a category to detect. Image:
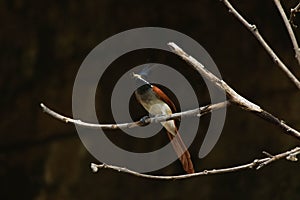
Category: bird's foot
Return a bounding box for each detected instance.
[138,116,150,126]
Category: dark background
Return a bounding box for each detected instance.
[1,0,300,199]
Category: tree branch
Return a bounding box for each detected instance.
[221,0,300,89]
[90,146,300,180]
[273,0,300,66]
[168,42,300,141]
[289,2,300,28]
[40,101,229,130]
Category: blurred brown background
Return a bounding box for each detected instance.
[1,0,300,199]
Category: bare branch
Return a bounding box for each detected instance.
[91,147,300,180]
[273,0,300,66]
[168,42,300,141]
[256,146,300,169]
[290,2,300,28]
[40,101,229,130]
[221,0,300,89]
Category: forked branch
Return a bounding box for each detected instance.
[221,0,300,89]
[168,42,300,141]
[273,0,300,66]
[290,2,300,28]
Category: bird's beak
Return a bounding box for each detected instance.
[132,72,151,85]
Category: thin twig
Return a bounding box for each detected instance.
[262,151,274,158]
[221,0,300,89]
[274,0,300,66]
[168,42,300,141]
[40,101,229,130]
[290,2,300,28]
[256,147,300,169]
[90,147,300,180]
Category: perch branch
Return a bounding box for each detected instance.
[290,2,300,28]
[168,42,300,141]
[90,146,300,180]
[273,0,300,66]
[40,101,228,130]
[221,0,300,89]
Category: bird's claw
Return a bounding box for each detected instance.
[138,116,150,126]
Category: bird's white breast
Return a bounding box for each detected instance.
[142,101,177,136]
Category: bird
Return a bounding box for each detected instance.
[132,71,194,174]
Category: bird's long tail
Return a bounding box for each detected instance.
[166,131,194,174]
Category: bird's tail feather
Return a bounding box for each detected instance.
[167,131,195,174]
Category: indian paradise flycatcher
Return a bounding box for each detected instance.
[133,72,194,174]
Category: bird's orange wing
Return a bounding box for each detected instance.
[152,85,177,112]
